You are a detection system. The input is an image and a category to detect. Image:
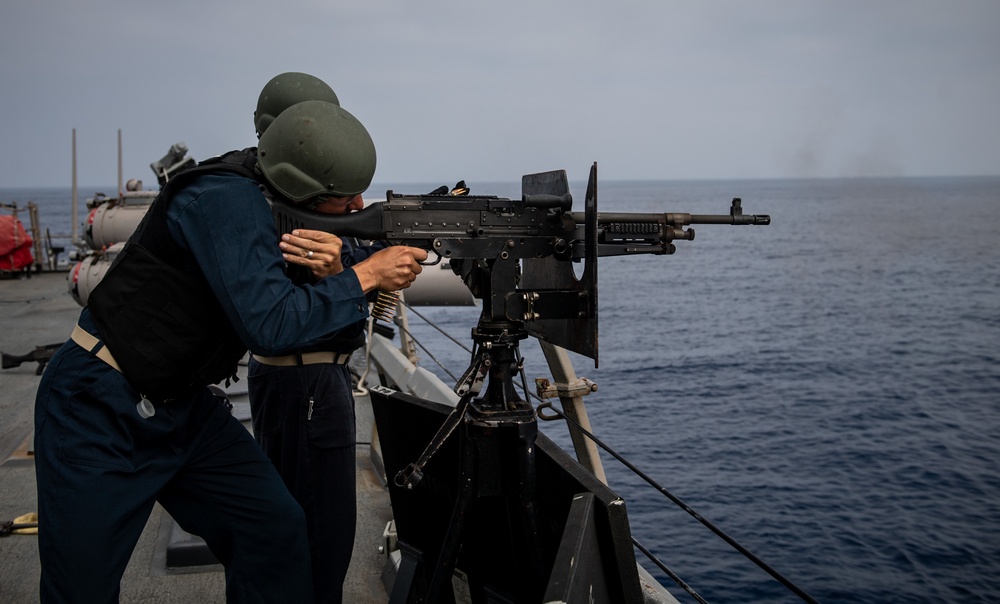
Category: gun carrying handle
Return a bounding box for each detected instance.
[523,193,573,211]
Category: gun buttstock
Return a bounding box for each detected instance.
[1,353,21,369]
[272,199,386,240]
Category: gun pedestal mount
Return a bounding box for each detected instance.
[394,254,552,598]
[435,318,548,603]
[390,171,595,602]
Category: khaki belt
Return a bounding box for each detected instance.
[70,324,122,373]
[252,351,351,367]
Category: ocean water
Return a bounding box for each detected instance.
[4,176,999,603]
[382,176,1000,603]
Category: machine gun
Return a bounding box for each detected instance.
[273,162,768,367]
[276,162,769,602]
[2,343,64,375]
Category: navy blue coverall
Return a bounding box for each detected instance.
[247,237,386,604]
[34,172,370,603]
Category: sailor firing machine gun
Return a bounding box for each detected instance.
[272,163,770,603]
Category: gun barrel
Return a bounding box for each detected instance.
[687,213,771,226]
[570,211,770,226]
[688,197,770,225]
[574,195,770,227]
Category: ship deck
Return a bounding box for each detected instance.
[0,270,392,603]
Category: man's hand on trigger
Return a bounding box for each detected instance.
[280,229,344,279]
[352,246,428,293]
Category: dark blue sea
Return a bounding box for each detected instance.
[4,176,1000,603]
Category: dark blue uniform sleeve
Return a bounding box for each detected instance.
[165,174,370,356]
[342,239,390,268]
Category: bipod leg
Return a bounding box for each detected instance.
[395,391,474,490]
[396,346,493,490]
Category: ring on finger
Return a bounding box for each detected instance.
[306,250,314,259]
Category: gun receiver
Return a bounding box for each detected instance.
[272,163,769,365]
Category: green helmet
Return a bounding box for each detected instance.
[255,72,340,137]
[257,100,377,202]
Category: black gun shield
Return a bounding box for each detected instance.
[371,386,641,603]
[520,165,599,366]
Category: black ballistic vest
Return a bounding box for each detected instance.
[88,149,260,400]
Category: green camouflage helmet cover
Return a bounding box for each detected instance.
[255,72,340,137]
[257,100,377,201]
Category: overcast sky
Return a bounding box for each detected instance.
[1,1,998,189]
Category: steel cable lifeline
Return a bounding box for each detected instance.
[632,537,710,604]
[536,401,822,604]
[401,302,473,355]
[391,320,461,384]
